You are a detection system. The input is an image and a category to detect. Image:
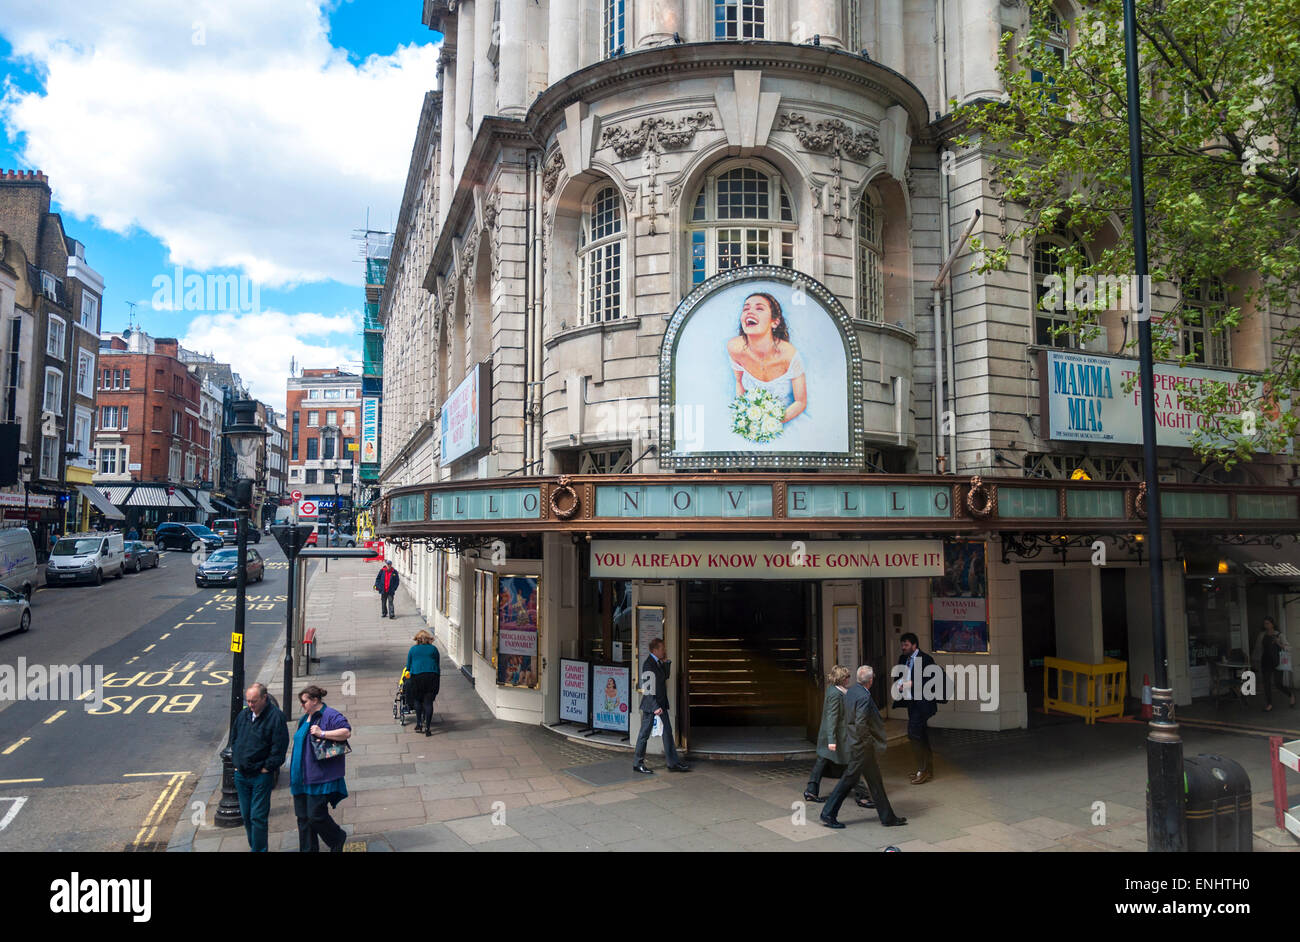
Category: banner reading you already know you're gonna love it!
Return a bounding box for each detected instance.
[589,540,944,580]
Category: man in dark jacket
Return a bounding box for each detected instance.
[633,638,689,774]
[893,633,941,784]
[374,561,400,619]
[229,682,289,852]
[804,665,871,807]
[820,666,906,829]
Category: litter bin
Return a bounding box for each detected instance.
[1184,754,1252,852]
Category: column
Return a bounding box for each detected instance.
[637,0,683,48]
[453,2,475,185]
[498,0,527,117]
[473,0,496,130]
[959,0,1002,102]
[548,0,579,85]
[796,0,842,47]
[878,0,904,72]
[438,49,457,230]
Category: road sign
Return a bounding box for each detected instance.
[298,499,317,518]
[290,489,303,501]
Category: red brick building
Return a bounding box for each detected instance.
[286,368,361,522]
[93,332,212,527]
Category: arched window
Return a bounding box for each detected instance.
[603,0,625,58]
[578,185,625,324]
[1182,278,1229,366]
[687,163,796,285]
[1031,5,1069,103]
[1033,236,1087,348]
[856,190,883,322]
[715,0,765,40]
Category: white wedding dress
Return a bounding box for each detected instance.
[730,350,805,410]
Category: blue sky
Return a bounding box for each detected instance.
[0,0,441,412]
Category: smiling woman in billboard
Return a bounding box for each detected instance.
[726,292,807,440]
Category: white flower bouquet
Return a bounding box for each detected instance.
[729,388,785,443]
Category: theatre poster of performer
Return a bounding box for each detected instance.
[496,575,540,687]
[931,541,989,654]
[671,276,849,457]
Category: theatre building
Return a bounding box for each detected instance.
[376,0,1299,753]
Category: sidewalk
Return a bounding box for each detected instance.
[171,560,1300,852]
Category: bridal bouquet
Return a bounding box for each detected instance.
[729,388,785,443]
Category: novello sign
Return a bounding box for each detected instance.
[589,540,944,580]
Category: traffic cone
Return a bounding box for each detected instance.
[1140,674,1152,720]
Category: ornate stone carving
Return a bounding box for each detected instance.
[541,148,565,197]
[598,111,716,158]
[778,113,882,237]
[776,113,880,161]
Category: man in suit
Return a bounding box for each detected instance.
[804,665,872,808]
[820,666,906,828]
[633,638,690,774]
[893,633,940,784]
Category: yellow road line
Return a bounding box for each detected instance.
[202,660,215,670]
[131,772,188,846]
[2,738,30,755]
[123,771,193,777]
[174,623,187,630]
[0,778,43,784]
[44,711,65,725]
[185,615,194,621]
[159,633,170,640]
[126,656,138,665]
[142,644,155,652]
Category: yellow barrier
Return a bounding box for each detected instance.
[1044,657,1128,724]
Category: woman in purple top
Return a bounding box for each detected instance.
[291,684,352,852]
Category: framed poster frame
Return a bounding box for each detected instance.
[931,540,991,655]
[633,604,666,688]
[558,657,591,727]
[832,604,861,670]
[473,569,492,658]
[494,573,541,688]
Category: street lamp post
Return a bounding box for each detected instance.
[1121,0,1185,852]
[214,398,269,829]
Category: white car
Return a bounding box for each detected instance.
[0,584,31,635]
[45,532,126,586]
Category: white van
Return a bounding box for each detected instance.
[0,528,40,599]
[46,531,127,586]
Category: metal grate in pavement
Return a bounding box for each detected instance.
[562,758,641,787]
[749,765,809,782]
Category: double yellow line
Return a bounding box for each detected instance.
[125,771,190,848]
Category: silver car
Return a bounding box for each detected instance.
[0,584,31,636]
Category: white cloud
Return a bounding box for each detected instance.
[181,309,362,414]
[0,0,437,287]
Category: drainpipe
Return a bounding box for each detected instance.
[528,152,544,473]
[934,0,950,473]
[524,153,536,474]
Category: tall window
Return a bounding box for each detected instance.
[715,0,765,39]
[1182,278,1230,366]
[73,407,92,461]
[123,368,130,389]
[1031,6,1068,104]
[688,163,796,284]
[1033,237,1085,348]
[46,314,66,359]
[76,349,95,397]
[308,410,319,426]
[857,191,884,322]
[578,185,625,324]
[603,0,625,58]
[292,411,300,461]
[169,448,181,481]
[80,293,98,331]
[43,367,63,415]
[40,435,58,479]
[306,469,318,484]
[307,437,319,460]
[98,446,119,475]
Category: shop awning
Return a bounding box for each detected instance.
[1222,543,1300,583]
[194,491,217,515]
[77,485,125,521]
[210,494,238,514]
[125,485,195,509]
[95,485,133,505]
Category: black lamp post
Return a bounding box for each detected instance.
[1121,0,1185,851]
[214,398,268,829]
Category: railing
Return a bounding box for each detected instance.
[1044,656,1128,725]
[1271,737,1300,838]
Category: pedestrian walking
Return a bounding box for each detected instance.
[820,666,907,829]
[894,632,942,784]
[406,629,441,735]
[126,526,139,541]
[374,560,400,619]
[804,665,871,809]
[229,682,289,853]
[1259,618,1295,712]
[633,638,690,774]
[290,684,352,852]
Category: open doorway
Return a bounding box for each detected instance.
[1020,570,1057,724]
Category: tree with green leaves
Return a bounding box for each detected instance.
[956,0,1300,468]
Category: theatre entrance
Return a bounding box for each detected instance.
[679,580,820,754]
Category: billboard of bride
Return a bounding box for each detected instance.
[660,267,862,468]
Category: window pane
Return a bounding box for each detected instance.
[691,230,707,284]
[716,168,770,220]
[590,187,622,240]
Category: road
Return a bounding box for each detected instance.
[0,538,309,851]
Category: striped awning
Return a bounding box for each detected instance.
[194,491,217,515]
[95,485,133,505]
[77,485,125,520]
[125,485,195,508]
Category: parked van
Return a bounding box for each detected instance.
[45,531,127,586]
[0,528,39,599]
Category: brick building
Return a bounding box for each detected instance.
[94,331,212,530]
[286,368,361,527]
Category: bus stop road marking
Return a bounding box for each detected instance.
[2,738,30,755]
